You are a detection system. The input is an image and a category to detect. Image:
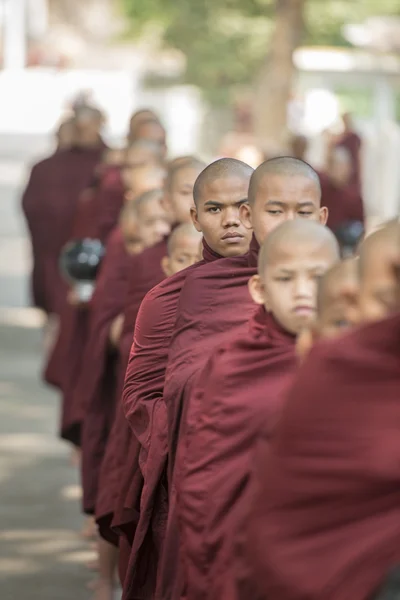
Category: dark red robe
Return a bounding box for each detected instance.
[336,130,362,190]
[94,240,168,553]
[59,227,126,446]
[320,173,364,232]
[155,237,259,600]
[21,145,105,316]
[248,312,400,600]
[43,164,124,390]
[121,242,222,600]
[79,228,132,514]
[176,307,296,600]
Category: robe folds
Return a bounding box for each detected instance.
[156,237,259,600]
[79,229,132,514]
[94,239,168,545]
[248,311,400,600]
[59,227,127,446]
[21,145,105,316]
[121,242,222,600]
[43,165,124,391]
[320,173,364,233]
[336,130,362,190]
[176,307,296,600]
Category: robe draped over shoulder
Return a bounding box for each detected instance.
[248,312,400,600]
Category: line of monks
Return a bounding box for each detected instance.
[21,105,399,600]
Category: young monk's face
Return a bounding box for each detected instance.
[191,175,251,257]
[241,173,327,246]
[164,166,202,224]
[316,264,359,339]
[162,235,202,277]
[121,218,143,255]
[137,200,170,247]
[260,241,337,335]
[122,167,166,198]
[358,237,400,323]
[135,121,166,155]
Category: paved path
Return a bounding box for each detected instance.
[0,137,96,599]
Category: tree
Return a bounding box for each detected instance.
[117,0,400,143]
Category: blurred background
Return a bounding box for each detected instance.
[0,1,399,598]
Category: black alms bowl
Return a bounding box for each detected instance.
[334,220,364,258]
[60,238,106,284]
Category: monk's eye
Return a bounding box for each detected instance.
[267,210,283,215]
[275,276,291,282]
[298,211,313,217]
[207,207,221,213]
[333,319,350,328]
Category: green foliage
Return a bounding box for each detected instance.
[117,0,400,102]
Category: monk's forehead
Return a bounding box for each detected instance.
[172,165,202,186]
[201,175,249,197]
[256,172,320,198]
[270,237,334,262]
[171,234,201,251]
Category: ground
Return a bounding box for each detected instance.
[0,136,97,599]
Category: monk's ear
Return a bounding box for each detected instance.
[319,206,328,226]
[190,206,202,233]
[161,256,172,277]
[248,275,265,306]
[240,203,253,231]
[296,326,315,363]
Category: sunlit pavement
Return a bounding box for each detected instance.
[0,142,96,599]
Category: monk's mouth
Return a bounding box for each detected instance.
[222,233,244,243]
[293,306,315,316]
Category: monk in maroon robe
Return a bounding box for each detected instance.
[121,159,254,600]
[176,221,339,600]
[93,158,206,580]
[320,146,364,233]
[335,112,362,190]
[59,185,169,448]
[248,221,400,600]
[21,110,106,317]
[156,157,329,600]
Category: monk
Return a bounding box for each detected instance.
[61,188,169,447]
[78,195,169,600]
[177,220,339,600]
[74,140,165,243]
[320,146,364,233]
[93,157,206,558]
[335,111,362,190]
[21,110,106,317]
[121,159,254,600]
[130,118,167,159]
[127,110,161,143]
[155,157,328,600]
[248,220,400,600]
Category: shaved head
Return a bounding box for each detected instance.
[248,157,321,206]
[162,222,202,276]
[356,219,400,322]
[258,219,339,277]
[166,158,207,192]
[133,188,164,217]
[358,219,400,278]
[167,222,202,255]
[193,158,253,207]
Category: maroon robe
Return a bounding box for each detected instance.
[79,229,132,514]
[43,164,124,391]
[121,242,222,600]
[336,130,362,190]
[248,312,400,600]
[156,237,259,600]
[320,173,364,232]
[176,307,296,600]
[59,227,125,445]
[21,145,105,316]
[93,240,167,548]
